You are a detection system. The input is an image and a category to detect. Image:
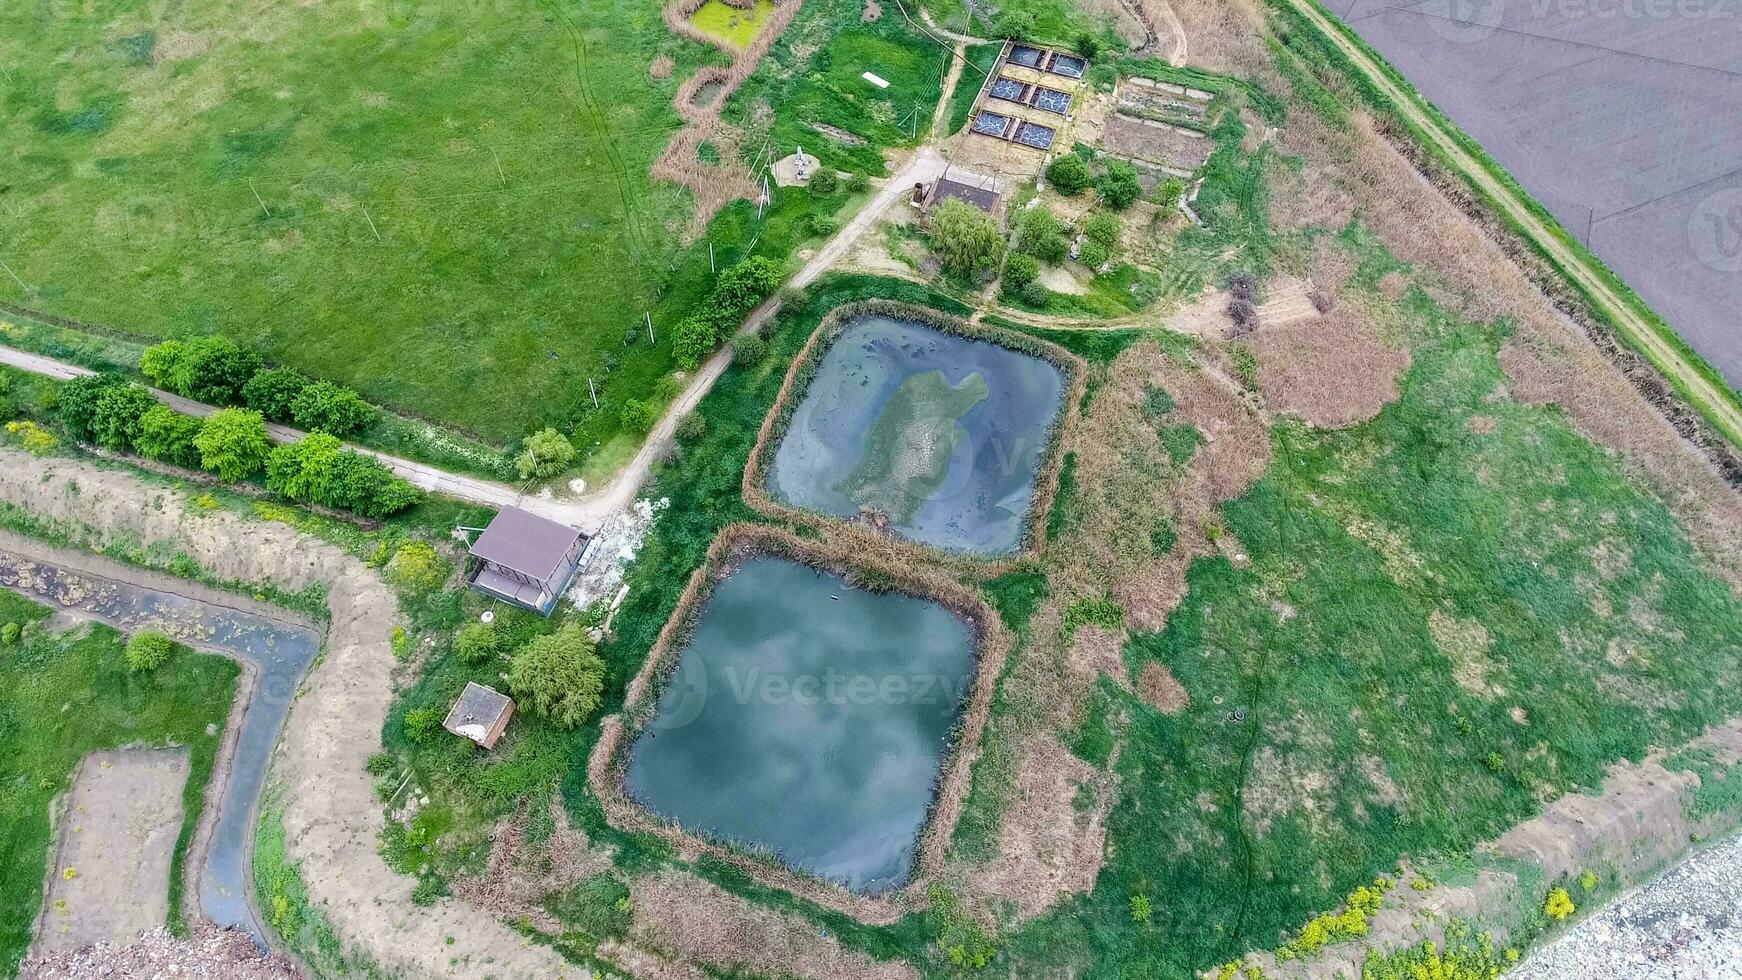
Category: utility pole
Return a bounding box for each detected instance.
[0,256,28,293]
[588,377,599,409]
[248,180,270,218]
[645,312,655,344]
[490,146,506,186]
[362,205,383,243]
[709,241,715,273]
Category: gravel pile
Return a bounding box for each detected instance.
[19,926,300,979]
[1512,833,1742,979]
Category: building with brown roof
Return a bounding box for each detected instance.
[465,506,590,615]
[443,682,516,749]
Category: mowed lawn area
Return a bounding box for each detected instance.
[0,1,708,444]
[0,589,236,975]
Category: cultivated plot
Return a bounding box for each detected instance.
[1337,0,1742,387]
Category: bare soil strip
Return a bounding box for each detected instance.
[33,749,190,954]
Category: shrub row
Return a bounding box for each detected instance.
[672,256,785,370]
[141,336,374,437]
[56,373,420,518]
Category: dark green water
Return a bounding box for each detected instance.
[624,556,976,893]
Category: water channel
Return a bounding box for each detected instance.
[0,549,321,943]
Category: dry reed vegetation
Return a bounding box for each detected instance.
[449,793,615,933]
[589,522,1013,923]
[1246,302,1411,428]
[656,0,805,236]
[739,300,1087,562]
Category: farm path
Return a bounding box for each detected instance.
[931,43,969,136]
[1289,0,1742,451]
[0,149,951,537]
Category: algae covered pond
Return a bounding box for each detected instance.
[768,313,1065,554]
[624,556,976,893]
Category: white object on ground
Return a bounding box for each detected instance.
[862,71,890,88]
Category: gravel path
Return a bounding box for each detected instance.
[1513,833,1742,980]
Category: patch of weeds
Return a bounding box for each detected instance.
[984,569,1048,631]
[1061,596,1124,642]
[1662,747,1742,820]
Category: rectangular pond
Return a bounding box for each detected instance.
[1034,87,1072,115]
[767,313,1066,554]
[624,556,976,894]
[1015,120,1056,149]
[1008,44,1045,68]
[971,110,1010,137]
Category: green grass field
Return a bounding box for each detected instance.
[0,591,237,975]
[727,0,954,173]
[0,1,741,448]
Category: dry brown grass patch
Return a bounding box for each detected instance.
[623,870,918,980]
[964,736,1114,920]
[449,794,615,933]
[1245,305,1410,428]
[650,53,676,79]
[1136,661,1188,714]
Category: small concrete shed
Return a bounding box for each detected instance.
[443,682,516,749]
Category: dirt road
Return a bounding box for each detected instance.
[0,149,949,538]
[1284,0,1742,450]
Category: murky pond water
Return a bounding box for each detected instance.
[624,556,976,893]
[768,314,1065,554]
[0,553,320,943]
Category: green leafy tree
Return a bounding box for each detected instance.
[1084,211,1122,249]
[711,256,784,316]
[454,623,500,664]
[808,168,838,194]
[140,340,187,393]
[1018,208,1070,264]
[1099,161,1142,210]
[327,452,422,518]
[266,433,344,502]
[506,625,606,729]
[929,198,1005,278]
[514,427,575,480]
[56,374,129,441]
[673,316,721,371]
[133,405,204,468]
[1019,277,1050,307]
[1046,155,1092,195]
[1156,177,1187,212]
[243,367,312,421]
[290,381,372,436]
[125,630,173,672]
[144,336,261,403]
[1002,252,1040,291]
[675,412,707,442]
[89,382,157,450]
[194,408,272,481]
[618,399,658,433]
[1,623,19,646]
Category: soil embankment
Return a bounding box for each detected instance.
[0,447,575,977]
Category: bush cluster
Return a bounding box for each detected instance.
[1276,878,1392,961]
[929,198,1006,280]
[673,256,784,370]
[266,433,422,518]
[1017,209,1071,265]
[143,336,374,436]
[124,630,174,673]
[515,427,576,480]
[53,374,418,518]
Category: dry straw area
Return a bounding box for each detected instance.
[588,523,1015,923]
[739,300,1087,565]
